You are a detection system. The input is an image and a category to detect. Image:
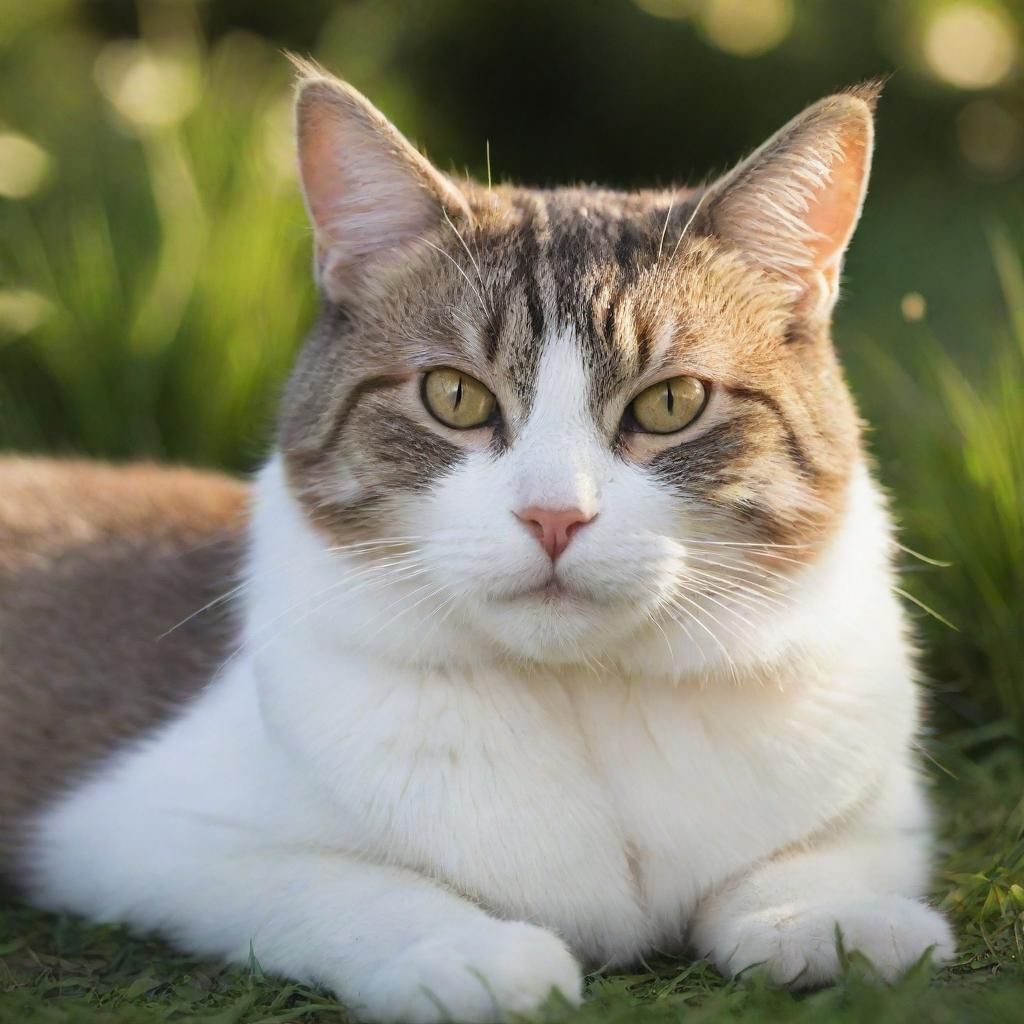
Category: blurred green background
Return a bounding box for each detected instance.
[0,0,1020,736]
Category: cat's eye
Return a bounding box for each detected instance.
[422,368,497,430]
[627,376,707,435]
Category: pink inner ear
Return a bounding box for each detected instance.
[804,127,871,291]
[296,86,444,289]
[298,106,348,254]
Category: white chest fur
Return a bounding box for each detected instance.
[249,627,913,966]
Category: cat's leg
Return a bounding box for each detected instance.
[690,769,955,987]
[27,682,583,1023]
[39,840,582,1023]
[199,850,583,1023]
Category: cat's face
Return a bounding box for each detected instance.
[278,63,874,670]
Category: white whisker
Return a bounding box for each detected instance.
[684,567,788,612]
[218,558,429,673]
[442,207,491,319]
[668,190,707,262]
[686,552,794,588]
[656,197,675,263]
[415,235,489,316]
[157,537,426,640]
[663,590,737,674]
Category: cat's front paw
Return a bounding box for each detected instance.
[699,895,955,989]
[354,920,583,1023]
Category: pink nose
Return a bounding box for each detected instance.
[515,506,595,561]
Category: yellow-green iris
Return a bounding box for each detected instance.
[422,368,497,429]
[629,376,707,434]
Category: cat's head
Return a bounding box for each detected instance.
[275,61,877,674]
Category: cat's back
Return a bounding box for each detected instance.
[0,457,248,863]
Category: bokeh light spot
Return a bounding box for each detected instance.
[699,0,793,57]
[94,42,200,129]
[957,98,1024,176]
[901,292,927,323]
[922,3,1017,89]
[0,289,54,337]
[0,133,51,199]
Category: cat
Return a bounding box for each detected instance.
[0,60,954,1022]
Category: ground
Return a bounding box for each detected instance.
[1,727,1021,1024]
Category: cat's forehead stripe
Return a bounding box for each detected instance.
[510,192,549,350]
[480,190,695,407]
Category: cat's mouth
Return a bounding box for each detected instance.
[499,574,596,604]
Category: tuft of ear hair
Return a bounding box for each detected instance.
[287,53,469,304]
[692,79,884,321]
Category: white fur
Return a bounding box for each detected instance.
[25,338,953,1022]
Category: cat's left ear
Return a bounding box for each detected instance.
[691,83,880,321]
[291,57,470,304]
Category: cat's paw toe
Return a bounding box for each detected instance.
[705,896,954,989]
[356,920,583,1023]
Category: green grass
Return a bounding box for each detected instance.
[2,733,1022,1022]
[846,226,1024,737]
[0,29,312,467]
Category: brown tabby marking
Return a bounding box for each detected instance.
[0,459,246,866]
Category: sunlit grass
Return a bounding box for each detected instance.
[852,228,1023,735]
[0,30,312,468]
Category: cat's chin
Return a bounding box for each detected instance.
[467,583,647,665]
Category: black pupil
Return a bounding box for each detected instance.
[665,381,674,413]
[453,376,463,409]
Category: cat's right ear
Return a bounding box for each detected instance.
[689,83,880,323]
[292,58,468,304]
